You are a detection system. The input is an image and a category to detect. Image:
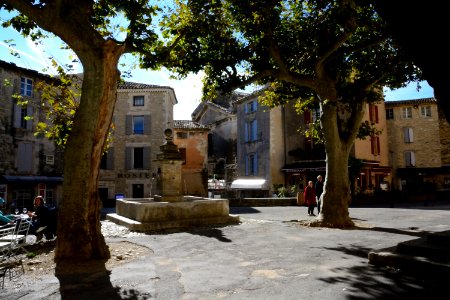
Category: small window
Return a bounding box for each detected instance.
[244,100,257,114]
[133,147,144,169]
[179,148,187,165]
[385,108,394,120]
[20,107,28,129]
[20,77,33,97]
[133,96,144,106]
[46,155,54,165]
[133,116,144,134]
[402,107,412,119]
[176,132,188,139]
[421,106,431,118]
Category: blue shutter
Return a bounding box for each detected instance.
[244,122,249,142]
[252,120,258,141]
[245,155,249,176]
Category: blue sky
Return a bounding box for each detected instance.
[0,19,434,119]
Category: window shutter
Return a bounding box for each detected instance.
[244,122,249,142]
[244,103,248,114]
[144,115,151,135]
[403,128,409,143]
[125,115,132,135]
[376,137,380,155]
[254,153,258,175]
[253,100,258,112]
[410,152,416,166]
[143,147,150,169]
[252,120,258,141]
[107,148,114,170]
[13,104,21,128]
[369,104,374,122]
[375,106,379,123]
[17,143,33,172]
[125,147,132,170]
[245,155,249,175]
[408,128,414,142]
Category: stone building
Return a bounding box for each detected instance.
[173,120,210,197]
[0,60,63,211]
[352,101,391,194]
[192,92,245,190]
[98,82,177,205]
[385,98,450,194]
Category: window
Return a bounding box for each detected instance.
[20,77,33,97]
[179,147,187,165]
[133,96,144,106]
[177,132,188,139]
[403,127,414,143]
[14,104,33,130]
[244,119,258,142]
[45,189,55,207]
[369,104,379,123]
[125,147,150,170]
[386,108,394,120]
[133,116,144,134]
[371,136,380,155]
[244,99,257,114]
[133,147,144,169]
[404,151,416,167]
[126,115,150,135]
[46,155,54,165]
[402,107,412,119]
[100,148,114,170]
[245,153,258,176]
[421,106,431,117]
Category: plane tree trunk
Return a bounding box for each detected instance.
[55,40,124,262]
[314,99,366,228]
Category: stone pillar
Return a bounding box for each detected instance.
[154,128,184,202]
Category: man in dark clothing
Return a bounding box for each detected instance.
[315,175,324,214]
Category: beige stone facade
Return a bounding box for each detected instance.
[385,98,450,192]
[0,60,63,211]
[98,82,177,205]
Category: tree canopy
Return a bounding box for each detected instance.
[160,0,421,227]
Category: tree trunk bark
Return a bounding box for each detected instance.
[315,101,364,228]
[55,40,123,262]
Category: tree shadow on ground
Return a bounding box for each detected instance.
[187,227,232,243]
[318,244,445,299]
[55,261,151,300]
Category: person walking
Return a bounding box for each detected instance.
[304,181,316,216]
[315,175,324,214]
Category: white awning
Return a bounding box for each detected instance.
[230,179,267,189]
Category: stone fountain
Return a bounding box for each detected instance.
[106,128,240,232]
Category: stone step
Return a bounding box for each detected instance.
[396,236,450,263]
[368,230,450,279]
